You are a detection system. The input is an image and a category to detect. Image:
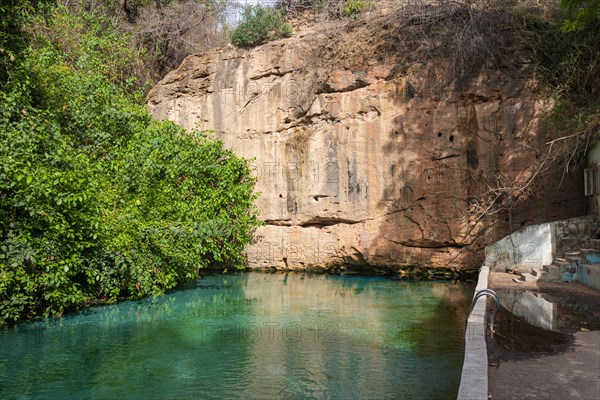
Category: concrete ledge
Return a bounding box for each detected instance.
[578,263,600,291]
[457,265,490,400]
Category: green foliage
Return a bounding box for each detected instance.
[519,2,600,167]
[0,0,52,83]
[561,0,600,31]
[31,4,146,92]
[231,4,293,48]
[0,3,260,323]
[343,0,369,18]
[523,6,600,108]
[84,0,230,82]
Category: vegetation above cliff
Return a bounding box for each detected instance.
[231,4,293,47]
[0,1,260,323]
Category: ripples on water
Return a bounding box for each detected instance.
[0,273,474,399]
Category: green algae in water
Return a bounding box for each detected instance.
[0,273,474,399]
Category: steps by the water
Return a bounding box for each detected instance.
[520,272,539,282]
[565,256,585,264]
[513,272,540,283]
[540,264,561,282]
[512,243,600,289]
[531,267,544,277]
[564,250,583,263]
[553,259,572,269]
[582,239,600,250]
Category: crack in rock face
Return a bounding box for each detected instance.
[147,35,586,271]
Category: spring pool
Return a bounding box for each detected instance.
[0,272,474,399]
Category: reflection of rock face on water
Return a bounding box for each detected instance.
[0,273,475,399]
[489,289,600,356]
[147,23,586,271]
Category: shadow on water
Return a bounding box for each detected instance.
[391,280,476,399]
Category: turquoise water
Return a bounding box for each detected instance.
[0,273,474,399]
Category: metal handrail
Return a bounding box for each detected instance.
[465,288,500,331]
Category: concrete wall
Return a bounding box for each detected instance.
[578,263,600,292]
[485,223,553,272]
[485,215,598,273]
[457,266,490,400]
[588,140,600,220]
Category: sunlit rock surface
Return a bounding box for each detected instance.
[147,30,585,270]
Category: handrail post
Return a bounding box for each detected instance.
[466,288,500,331]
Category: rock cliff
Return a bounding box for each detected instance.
[147,22,586,271]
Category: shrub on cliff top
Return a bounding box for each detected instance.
[343,0,370,18]
[231,4,293,48]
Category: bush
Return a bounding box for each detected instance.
[276,0,368,19]
[231,4,293,48]
[343,0,369,18]
[0,4,260,323]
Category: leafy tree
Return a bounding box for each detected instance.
[231,4,293,48]
[0,2,260,323]
[0,0,52,82]
[32,4,145,92]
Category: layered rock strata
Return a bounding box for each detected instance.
[147,32,586,270]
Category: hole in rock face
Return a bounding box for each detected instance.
[449,135,455,142]
[313,196,319,201]
[279,194,283,198]
[437,132,443,138]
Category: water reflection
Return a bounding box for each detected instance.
[495,289,597,332]
[0,273,474,400]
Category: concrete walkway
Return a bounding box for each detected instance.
[489,330,600,399]
[487,272,600,400]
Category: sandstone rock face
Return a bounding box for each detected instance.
[147,33,586,271]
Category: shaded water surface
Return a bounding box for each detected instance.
[0,273,474,399]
